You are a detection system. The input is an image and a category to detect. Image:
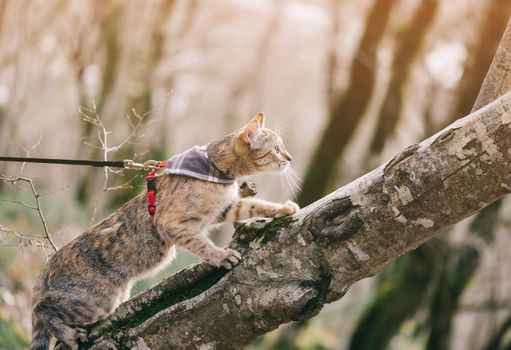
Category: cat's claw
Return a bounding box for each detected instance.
[275,200,300,218]
[206,247,242,270]
[224,248,242,269]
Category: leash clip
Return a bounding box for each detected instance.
[124,159,161,169]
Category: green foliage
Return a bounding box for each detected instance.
[0,311,28,350]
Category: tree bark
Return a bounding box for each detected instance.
[77,89,511,349]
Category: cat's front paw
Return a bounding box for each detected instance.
[275,200,300,218]
[207,248,242,270]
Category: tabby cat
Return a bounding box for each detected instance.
[31,113,299,350]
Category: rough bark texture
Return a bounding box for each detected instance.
[473,18,511,111]
[77,89,511,349]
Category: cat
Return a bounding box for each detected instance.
[30,113,299,350]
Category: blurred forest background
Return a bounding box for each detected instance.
[0,0,510,349]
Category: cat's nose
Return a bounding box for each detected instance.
[284,153,292,162]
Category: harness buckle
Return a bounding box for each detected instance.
[146,161,167,216]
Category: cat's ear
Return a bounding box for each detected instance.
[243,113,265,144]
[254,112,265,128]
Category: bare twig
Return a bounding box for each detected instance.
[0,223,49,260]
[18,134,43,174]
[78,101,152,189]
[0,136,58,257]
[0,175,58,254]
[78,99,152,222]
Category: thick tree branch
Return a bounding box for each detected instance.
[82,91,511,349]
[473,18,511,111]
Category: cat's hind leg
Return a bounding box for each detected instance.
[33,292,110,350]
[33,300,83,350]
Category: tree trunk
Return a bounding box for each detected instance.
[79,89,511,349]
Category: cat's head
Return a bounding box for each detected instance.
[234,113,292,175]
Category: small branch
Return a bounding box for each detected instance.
[78,100,151,194]
[0,197,38,210]
[28,177,58,252]
[0,224,49,259]
[0,136,58,256]
[0,175,58,253]
[78,100,151,223]
[18,134,43,174]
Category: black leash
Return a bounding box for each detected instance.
[0,156,159,169]
[0,155,258,216]
[0,156,167,216]
[0,156,126,168]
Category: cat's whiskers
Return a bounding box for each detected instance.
[279,172,287,196]
[279,166,302,199]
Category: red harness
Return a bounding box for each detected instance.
[146,161,167,216]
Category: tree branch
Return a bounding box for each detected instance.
[82,91,511,349]
[0,136,58,256]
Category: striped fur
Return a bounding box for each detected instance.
[31,113,299,349]
[31,314,50,350]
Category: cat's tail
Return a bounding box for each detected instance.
[31,312,51,350]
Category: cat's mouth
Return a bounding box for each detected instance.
[279,161,290,172]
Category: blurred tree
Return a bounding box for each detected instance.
[0,310,28,350]
[75,1,126,205]
[0,251,29,350]
[75,0,174,211]
[0,1,5,75]
[368,0,438,155]
[0,1,4,194]
[348,243,436,350]
[421,199,502,350]
[346,0,442,330]
[484,314,511,350]
[425,244,480,350]
[94,0,123,115]
[270,1,396,347]
[298,0,397,207]
[348,7,511,349]
[225,0,286,128]
[445,0,511,126]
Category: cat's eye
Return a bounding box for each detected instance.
[274,145,280,153]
